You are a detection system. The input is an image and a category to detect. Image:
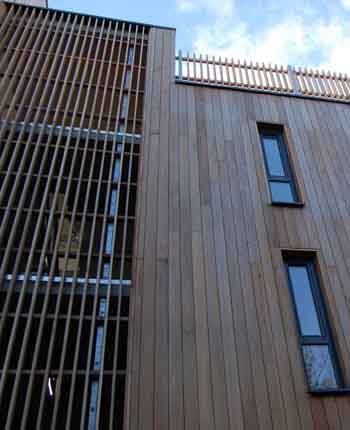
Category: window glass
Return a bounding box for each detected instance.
[288,265,321,336]
[124,70,131,90]
[99,298,107,317]
[302,345,338,389]
[118,123,125,134]
[102,263,110,279]
[121,95,128,118]
[109,189,118,216]
[270,181,295,203]
[93,326,104,370]
[285,256,341,391]
[263,137,285,176]
[113,159,121,182]
[88,381,99,430]
[259,126,300,204]
[105,224,114,255]
[127,46,134,65]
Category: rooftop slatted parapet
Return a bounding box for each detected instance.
[9,0,47,7]
[175,50,350,101]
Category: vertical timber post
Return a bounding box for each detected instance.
[287,64,302,95]
[178,49,183,80]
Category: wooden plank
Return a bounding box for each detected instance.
[188,88,215,429]
[178,85,200,430]
[206,90,251,430]
[153,28,173,430]
[220,90,274,430]
[122,21,147,430]
[137,28,162,430]
[126,25,156,430]
[310,398,330,430]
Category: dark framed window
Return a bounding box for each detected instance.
[284,255,343,391]
[258,125,300,204]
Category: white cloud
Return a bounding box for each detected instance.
[177,0,197,12]
[317,22,350,73]
[176,0,234,18]
[340,0,350,9]
[192,18,350,74]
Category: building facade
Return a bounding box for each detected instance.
[1,1,350,429]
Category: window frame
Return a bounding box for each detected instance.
[259,125,301,205]
[284,254,344,391]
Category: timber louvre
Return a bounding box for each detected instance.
[0,2,149,428]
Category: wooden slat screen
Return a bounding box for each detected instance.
[0,3,149,428]
[176,51,350,100]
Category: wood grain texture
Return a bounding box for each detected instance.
[2,3,350,429]
[129,28,350,430]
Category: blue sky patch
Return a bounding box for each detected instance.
[50,0,350,73]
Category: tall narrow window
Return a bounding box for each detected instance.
[127,46,134,65]
[98,298,107,318]
[120,95,128,119]
[109,189,118,216]
[259,125,300,204]
[113,158,121,182]
[284,255,342,391]
[102,263,110,279]
[118,123,125,134]
[105,224,114,255]
[93,326,104,370]
[124,70,131,90]
[88,381,99,430]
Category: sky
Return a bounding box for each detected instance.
[49,0,350,73]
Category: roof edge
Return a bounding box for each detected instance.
[3,0,176,31]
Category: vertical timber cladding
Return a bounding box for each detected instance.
[0,2,149,428]
[129,17,350,430]
[126,26,176,430]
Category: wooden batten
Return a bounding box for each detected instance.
[0,3,149,428]
[175,52,350,101]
